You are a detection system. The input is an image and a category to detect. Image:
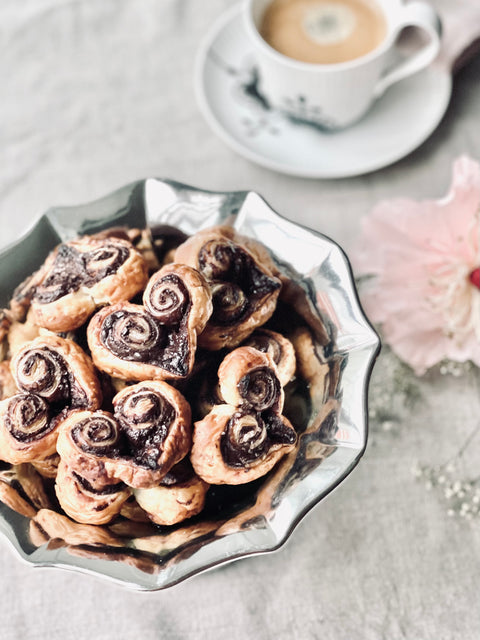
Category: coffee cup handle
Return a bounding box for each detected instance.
[373,2,442,98]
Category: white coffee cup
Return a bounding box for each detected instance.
[244,0,442,129]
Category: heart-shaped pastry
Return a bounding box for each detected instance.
[133,460,209,526]
[56,380,192,491]
[174,226,282,350]
[13,236,148,331]
[191,347,297,485]
[87,263,212,381]
[0,335,102,464]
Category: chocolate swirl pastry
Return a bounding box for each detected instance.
[56,410,125,488]
[111,381,192,488]
[133,460,209,526]
[0,336,102,465]
[92,227,162,274]
[55,460,131,525]
[28,236,148,332]
[11,335,102,411]
[174,226,282,349]
[87,264,212,381]
[191,405,296,485]
[218,347,283,413]
[191,347,297,484]
[241,328,296,387]
[0,393,56,464]
[56,381,192,494]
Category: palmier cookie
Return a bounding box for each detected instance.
[55,460,131,525]
[241,328,296,387]
[11,335,102,410]
[0,336,102,465]
[174,226,282,350]
[0,393,56,464]
[218,346,284,413]
[28,236,148,332]
[133,460,209,526]
[191,348,297,485]
[56,381,192,489]
[191,405,297,485]
[87,263,212,381]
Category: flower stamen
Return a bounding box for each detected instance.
[469,268,480,290]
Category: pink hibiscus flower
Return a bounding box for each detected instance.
[353,156,480,375]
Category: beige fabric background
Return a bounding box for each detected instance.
[0,1,480,638]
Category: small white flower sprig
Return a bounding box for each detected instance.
[413,422,480,520]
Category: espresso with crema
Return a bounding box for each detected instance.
[259,0,387,64]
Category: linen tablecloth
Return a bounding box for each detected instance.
[1,1,480,638]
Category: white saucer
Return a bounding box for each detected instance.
[194,6,452,179]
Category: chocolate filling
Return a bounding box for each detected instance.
[15,348,88,411]
[72,471,126,496]
[210,282,248,325]
[33,241,130,304]
[221,408,296,468]
[262,411,297,445]
[114,389,176,468]
[198,240,236,280]
[237,366,280,412]
[198,240,280,327]
[100,308,191,377]
[146,274,189,325]
[243,332,282,365]
[5,393,52,442]
[161,460,195,486]
[71,415,123,457]
[16,349,69,401]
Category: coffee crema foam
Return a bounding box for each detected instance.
[259,0,387,64]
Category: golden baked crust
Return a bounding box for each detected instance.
[28,236,148,332]
[111,381,192,488]
[0,463,51,513]
[174,226,282,349]
[9,266,49,322]
[191,404,296,485]
[191,347,296,485]
[0,393,58,464]
[56,410,126,488]
[11,335,102,410]
[0,361,17,400]
[87,263,212,381]
[31,453,60,478]
[0,309,12,360]
[241,328,296,387]
[56,381,192,490]
[133,462,209,526]
[218,346,284,413]
[0,479,37,518]
[0,335,102,465]
[55,461,131,525]
[7,318,41,359]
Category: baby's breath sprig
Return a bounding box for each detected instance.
[413,422,480,520]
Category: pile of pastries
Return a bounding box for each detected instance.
[0,225,307,528]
